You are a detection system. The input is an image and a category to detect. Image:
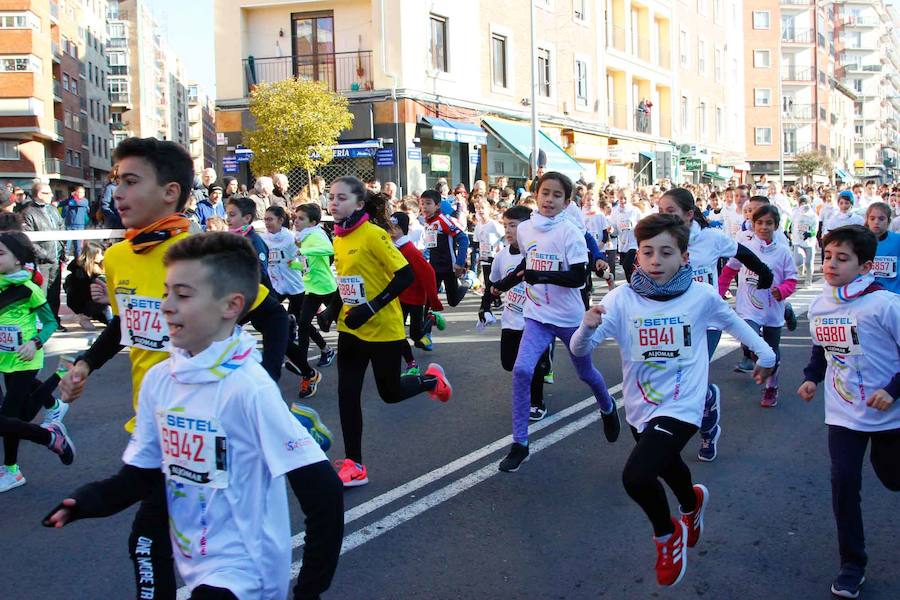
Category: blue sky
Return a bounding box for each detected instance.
[148,0,216,97]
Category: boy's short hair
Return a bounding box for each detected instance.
[749,195,770,204]
[822,225,877,264]
[752,204,781,227]
[295,202,321,223]
[228,196,257,220]
[503,205,532,222]
[113,137,194,212]
[634,214,690,252]
[0,211,24,232]
[420,190,441,205]
[164,232,260,318]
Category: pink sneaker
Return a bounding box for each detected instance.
[760,387,778,408]
[335,458,369,487]
[425,363,452,402]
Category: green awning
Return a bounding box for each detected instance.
[703,171,726,181]
[481,118,583,182]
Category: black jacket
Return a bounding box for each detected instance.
[20,200,64,263]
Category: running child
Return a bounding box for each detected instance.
[478,205,551,421]
[797,225,900,599]
[570,214,776,587]
[718,205,798,407]
[389,211,444,374]
[610,191,642,282]
[864,202,900,294]
[791,195,820,286]
[824,191,864,236]
[583,194,615,292]
[421,189,470,307]
[492,172,619,473]
[328,178,452,487]
[226,195,271,290]
[473,196,504,291]
[44,232,345,599]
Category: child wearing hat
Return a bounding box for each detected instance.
[824,191,864,236]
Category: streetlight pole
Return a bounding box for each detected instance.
[778,27,785,185]
[530,0,540,179]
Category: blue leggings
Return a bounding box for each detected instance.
[511,318,613,444]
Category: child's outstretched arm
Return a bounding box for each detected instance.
[287,461,345,600]
[798,345,826,401]
[734,243,774,289]
[570,305,608,357]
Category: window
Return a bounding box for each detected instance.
[73,151,81,168]
[754,88,771,106]
[681,95,689,129]
[575,59,588,106]
[714,0,722,23]
[71,78,78,95]
[698,40,706,75]
[0,12,39,29]
[574,0,586,21]
[65,149,73,165]
[753,50,771,68]
[63,73,70,90]
[428,14,448,72]
[537,47,551,97]
[680,30,689,67]
[755,127,772,145]
[714,48,722,82]
[0,55,41,74]
[715,106,723,141]
[752,11,770,29]
[820,106,827,121]
[852,79,862,93]
[64,111,72,128]
[699,102,707,136]
[491,33,508,88]
[0,140,19,160]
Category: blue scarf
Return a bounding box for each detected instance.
[630,265,693,300]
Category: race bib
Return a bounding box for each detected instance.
[630,315,693,361]
[117,294,169,351]
[0,325,22,353]
[479,241,493,258]
[423,227,438,249]
[159,412,228,489]
[617,217,634,231]
[812,316,862,356]
[337,275,367,306]
[526,252,561,272]
[691,265,716,287]
[872,255,897,279]
[505,283,527,313]
[268,249,288,264]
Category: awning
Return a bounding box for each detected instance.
[421,117,488,145]
[703,171,726,181]
[639,150,655,160]
[835,168,852,181]
[481,118,583,182]
[729,161,752,171]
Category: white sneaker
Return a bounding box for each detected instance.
[0,467,25,492]
[41,399,69,426]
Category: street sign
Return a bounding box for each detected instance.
[222,155,239,173]
[407,148,422,161]
[685,158,702,171]
[235,146,253,163]
[375,148,395,167]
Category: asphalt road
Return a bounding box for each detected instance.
[1,282,897,600]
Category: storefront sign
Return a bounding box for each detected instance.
[607,145,638,164]
[375,148,395,167]
[430,154,451,172]
[684,158,702,171]
[469,150,480,165]
[407,148,422,161]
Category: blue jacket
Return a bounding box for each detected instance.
[875,231,900,294]
[63,196,90,229]
[196,199,226,229]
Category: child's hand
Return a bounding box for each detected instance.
[771,288,783,301]
[797,381,818,402]
[60,360,91,402]
[90,280,108,304]
[866,389,894,411]
[752,365,773,384]
[16,340,36,362]
[595,259,608,273]
[582,305,606,328]
[42,499,77,528]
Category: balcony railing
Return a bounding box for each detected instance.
[79,95,87,111]
[110,121,125,131]
[841,15,880,27]
[54,119,62,135]
[243,51,374,95]
[784,143,815,156]
[782,29,814,44]
[109,91,130,104]
[43,158,62,174]
[49,0,59,21]
[781,65,815,81]
[781,0,813,5]
[52,80,61,98]
[783,103,815,119]
[109,65,128,76]
[608,102,629,129]
[108,38,127,49]
[51,41,61,61]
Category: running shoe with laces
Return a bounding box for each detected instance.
[698,425,721,462]
[416,334,433,351]
[424,363,452,402]
[601,404,621,442]
[760,386,778,408]
[734,357,755,373]
[529,405,548,421]
[654,517,688,587]
[403,365,421,377]
[290,403,333,452]
[0,466,25,493]
[498,442,529,472]
[432,312,446,331]
[41,398,69,426]
[43,422,75,465]
[680,484,709,548]
[784,302,797,332]
[831,568,865,598]
[298,370,322,399]
[317,347,336,368]
[336,458,368,487]
[700,385,720,432]
[543,371,555,384]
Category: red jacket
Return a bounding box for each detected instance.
[396,237,443,310]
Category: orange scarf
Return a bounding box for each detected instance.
[124,214,191,254]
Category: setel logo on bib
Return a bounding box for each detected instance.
[526,251,561,272]
[159,412,228,488]
[117,290,169,351]
[812,316,862,356]
[630,315,693,361]
[337,275,367,306]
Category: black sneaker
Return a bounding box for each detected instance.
[317,348,336,368]
[784,302,797,332]
[498,443,529,472]
[601,405,620,442]
[831,568,865,598]
[529,406,548,422]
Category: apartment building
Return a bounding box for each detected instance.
[82,0,112,199]
[188,82,216,173]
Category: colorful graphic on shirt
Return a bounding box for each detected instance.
[636,361,666,405]
[829,355,855,404]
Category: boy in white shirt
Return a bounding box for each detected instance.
[798,225,900,599]
[44,233,344,600]
[571,214,775,588]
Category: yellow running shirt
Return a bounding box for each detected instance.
[334,220,408,342]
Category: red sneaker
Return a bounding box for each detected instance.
[425,363,452,402]
[760,386,778,408]
[335,458,369,487]
[654,517,688,587]
[680,484,709,548]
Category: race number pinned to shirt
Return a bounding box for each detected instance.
[423,227,438,249]
[526,252,561,272]
[812,316,863,356]
[159,411,228,488]
[0,325,22,353]
[268,249,288,265]
[506,283,527,313]
[337,275,367,305]
[617,215,634,231]
[872,255,897,279]
[630,315,693,361]
[479,241,494,258]
[691,265,716,287]
[117,294,169,351]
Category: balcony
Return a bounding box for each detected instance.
[784,143,815,157]
[108,38,127,49]
[841,15,880,28]
[43,158,62,175]
[109,91,130,105]
[110,121,125,131]
[51,41,61,63]
[49,0,59,23]
[243,51,374,95]
[781,65,815,81]
[109,65,128,76]
[54,119,62,135]
[52,80,61,100]
[781,0,813,5]
[783,103,815,120]
[79,95,87,112]
[782,29,814,44]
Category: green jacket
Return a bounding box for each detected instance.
[295,228,337,295]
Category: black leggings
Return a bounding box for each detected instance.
[337,332,436,463]
[828,425,900,571]
[241,292,290,382]
[621,249,637,283]
[500,328,549,408]
[190,585,238,600]
[1,369,39,466]
[435,271,467,307]
[284,292,331,377]
[400,303,428,364]
[0,415,51,448]
[622,416,699,537]
[606,249,618,279]
[129,476,176,599]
